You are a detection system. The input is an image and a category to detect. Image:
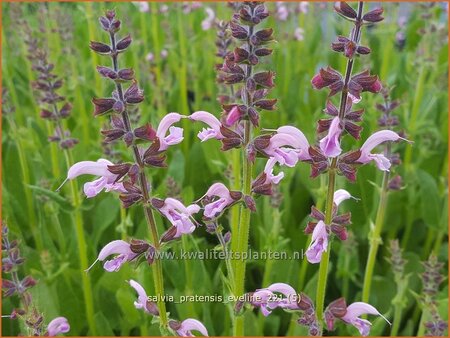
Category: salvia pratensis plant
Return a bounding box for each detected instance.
[1,222,70,336]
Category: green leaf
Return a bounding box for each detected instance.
[26,184,74,212]
[417,170,441,229]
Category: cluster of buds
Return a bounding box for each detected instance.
[420,255,447,336]
[215,20,234,105]
[376,86,404,190]
[217,1,276,129]
[1,88,15,116]
[2,222,70,336]
[32,49,78,149]
[387,239,406,277]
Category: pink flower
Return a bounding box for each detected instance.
[201,183,240,219]
[156,113,184,151]
[170,318,209,337]
[319,117,343,158]
[357,130,407,171]
[305,220,328,264]
[87,240,137,272]
[63,159,126,198]
[263,157,285,185]
[47,317,70,336]
[263,126,310,167]
[341,302,390,336]
[298,1,309,13]
[158,198,200,237]
[201,7,215,30]
[250,283,299,316]
[189,111,224,141]
[128,279,159,315]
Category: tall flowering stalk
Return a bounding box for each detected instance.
[309,2,390,329]
[88,10,169,331]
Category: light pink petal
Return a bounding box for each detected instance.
[83,177,108,198]
[333,189,352,207]
[47,317,70,336]
[156,113,182,139]
[267,283,296,298]
[98,240,132,261]
[264,157,285,185]
[67,159,112,179]
[128,279,148,311]
[178,319,209,337]
[369,153,392,171]
[319,116,342,158]
[360,130,402,158]
[186,204,201,215]
[224,106,241,127]
[305,221,328,264]
[343,302,381,319]
[159,126,184,150]
[204,183,232,200]
[276,126,310,150]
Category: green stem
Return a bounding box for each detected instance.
[417,310,427,336]
[390,304,403,336]
[315,167,336,331]
[233,121,253,337]
[230,148,241,274]
[7,117,43,251]
[362,171,390,304]
[63,150,97,335]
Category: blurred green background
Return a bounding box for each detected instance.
[1,1,448,336]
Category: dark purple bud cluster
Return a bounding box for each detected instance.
[31,50,78,149]
[376,86,404,190]
[217,1,276,131]
[318,98,363,139]
[305,204,351,241]
[129,239,157,266]
[1,222,44,335]
[324,297,348,332]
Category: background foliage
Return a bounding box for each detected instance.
[2,1,448,336]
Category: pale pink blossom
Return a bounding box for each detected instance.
[158,198,201,237]
[319,116,343,158]
[87,240,137,272]
[294,27,305,41]
[263,157,285,185]
[201,183,237,219]
[189,111,224,141]
[357,130,408,171]
[47,317,70,336]
[305,221,328,264]
[156,113,184,151]
[62,159,126,198]
[173,318,209,337]
[341,302,391,336]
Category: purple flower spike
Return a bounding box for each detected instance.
[357,130,408,171]
[341,302,391,336]
[156,113,184,151]
[305,220,328,264]
[86,240,137,272]
[319,117,343,158]
[190,111,224,141]
[47,317,70,336]
[63,159,126,198]
[174,318,209,337]
[202,183,237,219]
[157,198,201,238]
